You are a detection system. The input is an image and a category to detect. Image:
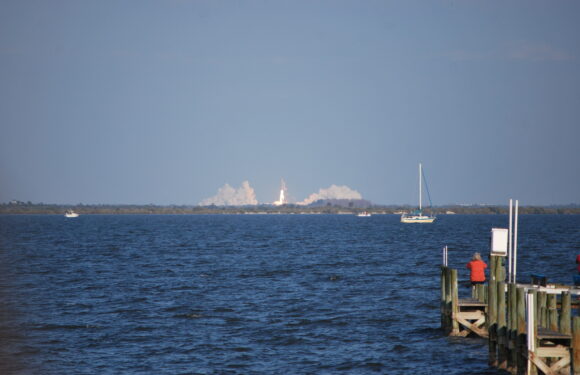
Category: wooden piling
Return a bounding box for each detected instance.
[441,266,447,330]
[497,280,508,369]
[488,256,501,367]
[508,283,518,373]
[537,291,547,328]
[494,255,505,283]
[445,267,452,333]
[546,293,559,374]
[516,287,526,375]
[548,293,558,332]
[573,316,580,375]
[450,268,459,335]
[561,292,571,335]
[488,279,498,366]
[528,289,538,375]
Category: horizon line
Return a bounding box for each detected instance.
[3,201,580,208]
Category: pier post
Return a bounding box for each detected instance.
[494,255,505,283]
[526,290,542,375]
[508,283,518,373]
[451,268,460,335]
[561,292,571,335]
[547,293,558,332]
[440,266,447,331]
[573,316,580,375]
[488,255,504,368]
[445,267,452,334]
[497,280,508,369]
[546,293,559,370]
[516,287,526,375]
[488,278,498,366]
[537,291,547,328]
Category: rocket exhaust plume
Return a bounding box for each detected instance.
[199,181,258,206]
[273,179,287,206]
[298,185,362,205]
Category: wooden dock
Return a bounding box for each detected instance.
[441,255,580,375]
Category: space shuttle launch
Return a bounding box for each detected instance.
[273,179,287,206]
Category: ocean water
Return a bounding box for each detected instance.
[1,214,579,374]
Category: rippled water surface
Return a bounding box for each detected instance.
[1,214,579,374]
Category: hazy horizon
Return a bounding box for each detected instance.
[4,197,579,208]
[1,1,579,206]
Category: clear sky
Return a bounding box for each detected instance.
[1,0,579,206]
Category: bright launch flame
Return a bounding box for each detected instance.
[273,179,287,206]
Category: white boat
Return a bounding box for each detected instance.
[401,163,436,223]
[65,210,79,218]
[357,211,371,217]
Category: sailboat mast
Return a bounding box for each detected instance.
[419,163,422,211]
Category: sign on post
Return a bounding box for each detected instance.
[490,228,508,256]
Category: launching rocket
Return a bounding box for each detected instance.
[273,179,287,206]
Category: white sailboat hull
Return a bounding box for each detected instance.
[400,215,436,223]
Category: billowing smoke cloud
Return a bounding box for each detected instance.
[298,185,362,205]
[199,181,258,206]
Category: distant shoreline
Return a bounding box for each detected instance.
[1,203,579,215]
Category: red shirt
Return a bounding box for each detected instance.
[466,259,487,282]
[576,255,580,272]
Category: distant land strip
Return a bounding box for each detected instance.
[1,202,579,215]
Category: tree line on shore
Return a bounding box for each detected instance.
[1,202,579,215]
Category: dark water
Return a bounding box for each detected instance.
[1,214,579,374]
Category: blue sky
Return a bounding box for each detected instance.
[1,0,579,205]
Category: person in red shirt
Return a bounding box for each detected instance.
[466,252,487,285]
[576,254,580,274]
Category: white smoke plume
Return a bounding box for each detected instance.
[298,185,362,205]
[199,181,258,206]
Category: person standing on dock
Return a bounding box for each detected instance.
[466,252,487,286]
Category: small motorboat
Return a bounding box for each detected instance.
[65,210,79,218]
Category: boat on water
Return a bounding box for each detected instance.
[65,210,79,218]
[357,211,371,217]
[401,163,436,223]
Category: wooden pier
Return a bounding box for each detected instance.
[441,255,580,375]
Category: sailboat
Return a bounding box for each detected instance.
[401,163,436,223]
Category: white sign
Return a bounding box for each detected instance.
[491,228,508,256]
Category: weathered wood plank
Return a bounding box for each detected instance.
[457,311,485,320]
[536,347,570,358]
[537,328,572,340]
[458,299,487,307]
